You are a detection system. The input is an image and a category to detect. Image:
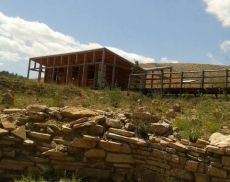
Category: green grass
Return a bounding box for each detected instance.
[0,75,230,140]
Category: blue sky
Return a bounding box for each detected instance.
[0,0,230,76]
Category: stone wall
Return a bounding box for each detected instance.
[0,105,229,182]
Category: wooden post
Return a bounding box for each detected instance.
[52,57,55,82]
[160,70,164,95]
[98,49,106,88]
[66,55,70,84]
[112,55,116,87]
[225,69,229,89]
[81,53,87,87]
[180,72,184,95]
[128,74,131,91]
[93,51,97,88]
[151,70,154,89]
[169,67,172,89]
[201,70,205,90]
[38,63,42,82]
[27,59,31,79]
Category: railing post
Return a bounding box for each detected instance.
[160,70,164,95]
[201,70,205,90]
[225,69,229,89]
[180,72,184,95]
[169,67,172,89]
[27,59,31,79]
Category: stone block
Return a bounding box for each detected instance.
[99,140,131,153]
[106,153,134,164]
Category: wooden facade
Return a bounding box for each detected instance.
[27,48,134,89]
[129,67,230,95]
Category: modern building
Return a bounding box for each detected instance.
[27,48,137,89]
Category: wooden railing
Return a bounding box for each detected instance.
[128,69,230,94]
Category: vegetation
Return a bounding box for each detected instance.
[0,75,229,141]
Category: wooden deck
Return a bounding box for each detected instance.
[128,68,230,96]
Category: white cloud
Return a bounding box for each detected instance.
[206,52,223,65]
[220,40,230,53]
[0,11,158,65]
[159,57,179,64]
[204,0,230,27]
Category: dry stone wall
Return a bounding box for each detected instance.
[0,105,229,182]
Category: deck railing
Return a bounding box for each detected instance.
[128,69,230,94]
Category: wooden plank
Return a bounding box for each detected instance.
[226,69,229,89]
[38,64,42,82]
[81,53,87,87]
[66,55,70,84]
[201,71,205,89]
[27,59,31,79]
[112,55,116,87]
[180,72,184,94]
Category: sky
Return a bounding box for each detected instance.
[0,0,230,76]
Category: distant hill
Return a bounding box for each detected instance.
[140,63,230,72]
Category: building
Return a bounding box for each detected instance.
[27,48,137,89]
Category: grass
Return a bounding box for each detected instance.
[14,176,83,182]
[0,75,230,140]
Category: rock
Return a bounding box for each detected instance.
[3,108,26,114]
[105,118,122,129]
[26,104,48,112]
[69,117,88,127]
[42,149,67,157]
[72,121,96,129]
[132,112,160,123]
[0,128,8,136]
[1,120,16,131]
[108,128,135,137]
[0,159,33,171]
[106,153,134,163]
[185,160,198,172]
[168,142,188,152]
[89,124,104,136]
[169,168,194,181]
[106,132,147,146]
[206,145,225,155]
[222,156,230,166]
[84,149,106,158]
[125,123,135,131]
[61,124,72,133]
[99,140,131,153]
[150,122,172,136]
[27,111,48,121]
[195,174,209,182]
[12,126,26,140]
[70,138,97,149]
[27,131,51,141]
[61,106,96,119]
[209,132,230,148]
[47,107,62,120]
[207,165,227,178]
[1,91,14,105]
[23,139,35,146]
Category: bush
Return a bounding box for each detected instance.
[106,88,122,108]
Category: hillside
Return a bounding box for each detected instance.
[140,63,230,72]
[0,74,229,181]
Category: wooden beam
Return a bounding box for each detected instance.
[201,70,205,89]
[81,53,87,87]
[169,67,172,89]
[66,55,70,84]
[38,63,42,82]
[52,57,55,82]
[27,59,31,79]
[112,55,116,87]
[180,72,184,95]
[160,70,164,94]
